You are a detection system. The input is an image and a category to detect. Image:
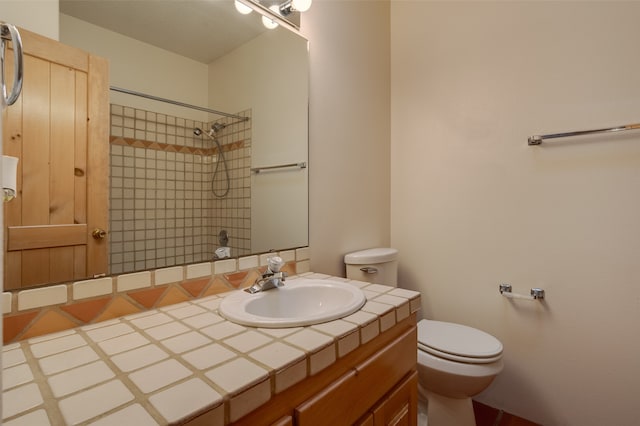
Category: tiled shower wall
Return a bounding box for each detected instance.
[109,105,252,275]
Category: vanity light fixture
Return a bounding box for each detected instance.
[262,5,280,29]
[234,0,313,29]
[234,0,253,14]
[279,0,312,15]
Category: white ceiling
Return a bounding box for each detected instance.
[59,0,269,64]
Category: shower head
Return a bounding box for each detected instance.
[193,127,203,136]
[211,123,227,133]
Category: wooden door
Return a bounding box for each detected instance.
[3,28,109,289]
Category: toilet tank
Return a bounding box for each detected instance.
[344,248,398,286]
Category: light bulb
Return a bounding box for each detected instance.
[291,0,312,12]
[262,5,279,29]
[234,0,252,15]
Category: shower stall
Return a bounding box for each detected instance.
[107,89,252,275]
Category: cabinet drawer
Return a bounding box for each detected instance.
[295,326,416,425]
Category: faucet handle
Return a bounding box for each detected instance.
[267,256,285,273]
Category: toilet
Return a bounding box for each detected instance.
[345,248,504,426]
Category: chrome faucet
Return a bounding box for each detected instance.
[245,256,287,294]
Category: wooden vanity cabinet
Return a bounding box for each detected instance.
[233,315,418,426]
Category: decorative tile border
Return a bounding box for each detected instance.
[2,248,310,344]
[110,136,246,157]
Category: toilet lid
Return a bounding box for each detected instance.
[417,320,503,364]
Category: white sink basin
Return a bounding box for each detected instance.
[218,279,366,328]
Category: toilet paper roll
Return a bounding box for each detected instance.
[2,155,18,202]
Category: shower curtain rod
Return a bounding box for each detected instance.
[110,86,249,122]
[528,122,640,145]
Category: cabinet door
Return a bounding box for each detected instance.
[295,327,416,425]
[355,414,374,426]
[372,371,418,426]
[271,416,294,426]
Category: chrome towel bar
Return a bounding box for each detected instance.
[528,122,640,145]
[499,283,545,301]
[251,162,307,174]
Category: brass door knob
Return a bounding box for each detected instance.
[92,228,107,240]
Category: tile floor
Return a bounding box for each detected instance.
[473,401,542,426]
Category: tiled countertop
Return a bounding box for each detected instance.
[2,273,421,425]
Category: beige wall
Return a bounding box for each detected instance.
[302,1,391,276]
[0,0,59,40]
[391,2,640,425]
[60,14,209,122]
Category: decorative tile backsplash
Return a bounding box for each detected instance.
[109,105,252,275]
[2,248,310,344]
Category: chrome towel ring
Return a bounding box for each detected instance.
[1,23,23,106]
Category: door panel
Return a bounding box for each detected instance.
[3,28,109,289]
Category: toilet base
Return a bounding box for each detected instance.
[424,389,475,426]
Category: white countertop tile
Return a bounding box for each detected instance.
[2,383,43,419]
[388,288,421,299]
[88,404,158,426]
[342,310,378,326]
[145,321,190,341]
[200,321,246,340]
[311,319,358,338]
[27,329,76,344]
[38,346,100,376]
[193,296,221,310]
[98,333,150,356]
[248,342,306,370]
[205,358,268,394]
[372,293,409,307]
[256,327,302,338]
[149,378,222,424]
[48,361,115,398]
[284,329,334,352]
[79,319,121,332]
[166,304,207,319]
[129,312,174,329]
[223,331,272,353]
[128,359,192,394]
[182,343,237,370]
[110,344,169,373]
[2,342,20,352]
[362,284,393,294]
[160,331,211,354]
[360,300,395,316]
[58,380,134,425]
[2,363,34,391]
[3,409,51,426]
[181,312,225,329]
[30,334,87,359]
[85,323,134,343]
[2,348,26,369]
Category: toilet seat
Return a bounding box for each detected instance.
[417,320,503,364]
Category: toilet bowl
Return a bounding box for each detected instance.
[416,319,504,426]
[344,248,504,426]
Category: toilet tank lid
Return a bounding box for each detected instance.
[344,248,398,264]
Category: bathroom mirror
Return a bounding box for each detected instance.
[6,0,308,288]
